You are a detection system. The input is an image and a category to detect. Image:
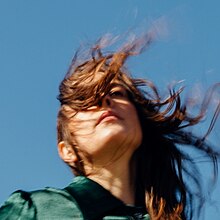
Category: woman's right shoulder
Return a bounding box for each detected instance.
[0,190,37,219]
[0,187,83,220]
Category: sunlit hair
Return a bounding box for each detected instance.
[57,33,220,220]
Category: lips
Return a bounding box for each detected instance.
[96,111,121,125]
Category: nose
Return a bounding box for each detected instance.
[101,94,113,108]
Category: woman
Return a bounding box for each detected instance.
[0,34,219,220]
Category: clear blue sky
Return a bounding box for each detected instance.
[0,0,220,219]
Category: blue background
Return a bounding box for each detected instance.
[0,1,220,219]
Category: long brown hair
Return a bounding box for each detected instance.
[57,33,220,219]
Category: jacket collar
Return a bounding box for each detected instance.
[65,176,148,220]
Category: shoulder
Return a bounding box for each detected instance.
[0,190,36,219]
[0,187,83,220]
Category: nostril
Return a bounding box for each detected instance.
[97,100,102,107]
[106,98,111,106]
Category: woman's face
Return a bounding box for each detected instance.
[68,83,142,166]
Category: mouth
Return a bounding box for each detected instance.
[96,111,121,125]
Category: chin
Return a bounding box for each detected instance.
[100,126,139,147]
[100,124,128,137]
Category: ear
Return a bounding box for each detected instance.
[58,141,78,165]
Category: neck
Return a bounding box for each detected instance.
[87,159,136,205]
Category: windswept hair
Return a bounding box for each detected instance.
[57,33,220,219]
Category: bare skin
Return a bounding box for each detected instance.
[58,85,142,205]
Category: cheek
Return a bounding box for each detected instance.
[66,119,95,151]
[71,112,96,134]
[74,111,92,121]
[71,121,95,138]
[129,106,143,145]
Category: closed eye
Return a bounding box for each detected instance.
[109,87,128,98]
[110,91,124,97]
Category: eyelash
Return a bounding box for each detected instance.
[109,89,126,97]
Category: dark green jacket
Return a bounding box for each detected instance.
[0,176,150,220]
